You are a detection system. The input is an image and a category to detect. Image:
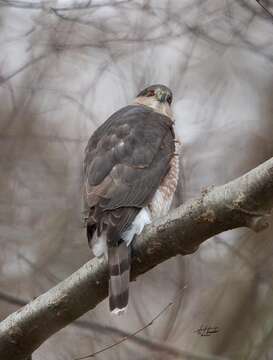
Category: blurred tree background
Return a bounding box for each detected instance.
[0,0,273,359]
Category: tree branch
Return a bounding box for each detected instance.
[1,157,273,360]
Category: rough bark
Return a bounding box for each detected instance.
[1,157,273,360]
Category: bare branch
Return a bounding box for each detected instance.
[0,0,132,11]
[0,291,27,308]
[74,299,175,360]
[1,157,273,360]
[0,288,221,359]
[256,0,273,20]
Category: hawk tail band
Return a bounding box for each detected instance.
[108,241,130,314]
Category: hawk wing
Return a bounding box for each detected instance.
[83,105,175,241]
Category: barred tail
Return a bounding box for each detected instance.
[108,242,130,315]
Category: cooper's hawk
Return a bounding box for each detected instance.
[83,84,179,314]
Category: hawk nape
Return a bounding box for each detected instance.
[83,84,179,314]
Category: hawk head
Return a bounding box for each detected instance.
[137,84,173,105]
[134,84,173,117]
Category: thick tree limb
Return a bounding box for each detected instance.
[1,157,273,360]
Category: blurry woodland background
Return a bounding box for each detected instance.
[0,1,273,359]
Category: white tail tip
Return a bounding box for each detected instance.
[111,306,127,316]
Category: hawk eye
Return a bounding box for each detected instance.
[147,90,155,97]
[167,95,172,104]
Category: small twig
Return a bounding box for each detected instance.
[0,291,28,307]
[74,287,187,360]
[256,0,273,20]
[224,204,270,232]
[73,285,227,360]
